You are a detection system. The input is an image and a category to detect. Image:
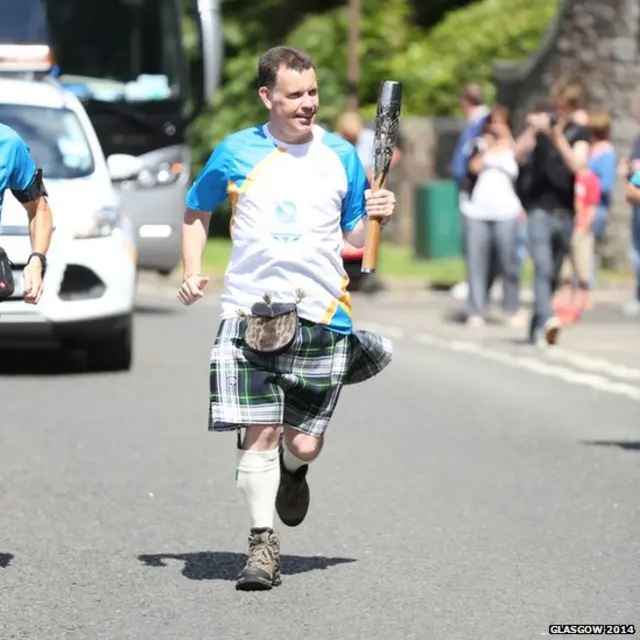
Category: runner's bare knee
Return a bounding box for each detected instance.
[283,428,323,462]
[243,424,281,451]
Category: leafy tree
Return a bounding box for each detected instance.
[188,0,560,237]
[388,0,561,116]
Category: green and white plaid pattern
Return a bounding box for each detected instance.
[208,316,392,437]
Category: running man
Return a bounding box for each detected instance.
[178,46,394,591]
[0,123,53,303]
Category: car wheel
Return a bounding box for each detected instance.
[86,315,133,372]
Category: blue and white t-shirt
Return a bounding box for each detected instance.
[0,123,37,220]
[186,124,369,335]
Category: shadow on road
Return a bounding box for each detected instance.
[135,302,177,316]
[0,553,14,568]
[0,349,88,376]
[137,551,356,581]
[581,440,640,452]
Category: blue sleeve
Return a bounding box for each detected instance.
[341,146,368,232]
[630,169,640,187]
[450,130,471,182]
[186,138,231,212]
[598,151,617,196]
[450,116,488,183]
[8,134,37,191]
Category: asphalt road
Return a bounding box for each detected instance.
[1,286,639,639]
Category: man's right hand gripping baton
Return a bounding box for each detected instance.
[361,80,403,274]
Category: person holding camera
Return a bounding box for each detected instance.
[514,83,590,345]
[460,105,524,326]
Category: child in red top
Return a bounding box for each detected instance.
[555,168,601,320]
[574,169,601,231]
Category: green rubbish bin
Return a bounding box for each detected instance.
[414,180,463,260]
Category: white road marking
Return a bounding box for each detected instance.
[358,321,640,403]
[544,347,640,382]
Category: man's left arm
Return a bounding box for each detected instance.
[341,148,395,249]
[528,114,589,174]
[549,121,589,174]
[9,136,53,303]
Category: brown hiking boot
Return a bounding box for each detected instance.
[235,528,282,591]
[276,453,310,527]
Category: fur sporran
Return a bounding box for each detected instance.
[241,291,305,356]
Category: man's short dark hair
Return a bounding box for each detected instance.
[258,46,315,90]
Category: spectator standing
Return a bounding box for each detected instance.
[586,111,617,240]
[449,84,491,303]
[514,82,590,346]
[619,103,640,317]
[554,166,601,319]
[335,112,375,182]
[623,165,640,318]
[334,111,400,184]
[459,106,525,326]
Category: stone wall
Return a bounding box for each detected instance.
[494,0,640,271]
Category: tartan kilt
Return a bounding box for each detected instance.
[208,316,392,437]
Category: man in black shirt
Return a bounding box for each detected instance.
[515,83,590,345]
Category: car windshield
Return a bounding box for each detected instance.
[0,0,185,105]
[0,104,94,179]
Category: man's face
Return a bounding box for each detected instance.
[259,66,319,142]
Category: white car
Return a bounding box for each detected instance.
[0,77,138,371]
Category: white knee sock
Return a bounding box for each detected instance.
[282,440,309,473]
[236,447,280,530]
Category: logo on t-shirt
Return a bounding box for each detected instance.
[275,201,297,224]
[271,200,301,243]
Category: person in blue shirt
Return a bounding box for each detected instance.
[0,123,53,303]
[624,168,640,313]
[585,112,617,239]
[450,85,490,185]
[621,117,640,316]
[449,84,494,303]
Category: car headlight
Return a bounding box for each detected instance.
[135,160,184,188]
[74,206,120,239]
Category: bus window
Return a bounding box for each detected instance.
[0,0,50,45]
[1,0,186,106]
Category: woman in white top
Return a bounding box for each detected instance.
[459,106,524,326]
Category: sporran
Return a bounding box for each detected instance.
[240,290,305,356]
